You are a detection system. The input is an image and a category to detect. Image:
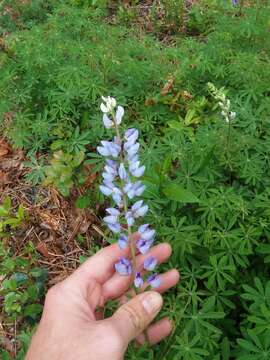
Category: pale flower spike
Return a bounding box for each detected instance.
[207,82,236,123]
[98,96,161,289]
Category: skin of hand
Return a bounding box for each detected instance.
[26,237,179,360]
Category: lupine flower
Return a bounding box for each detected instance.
[125,128,139,143]
[208,83,236,123]
[134,272,144,288]
[106,208,120,216]
[136,237,154,254]
[103,215,118,225]
[144,256,158,271]
[107,223,121,233]
[129,161,145,177]
[100,96,116,113]
[124,142,140,158]
[118,163,128,181]
[115,257,132,276]
[232,0,238,6]
[138,224,156,241]
[147,273,161,288]
[103,114,114,129]
[98,96,161,287]
[118,234,128,249]
[115,106,124,124]
[125,200,148,226]
[99,182,122,205]
[97,141,121,158]
[124,181,146,199]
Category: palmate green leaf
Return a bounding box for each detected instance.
[256,244,270,263]
[237,330,270,359]
[162,183,199,203]
[237,339,260,353]
[23,303,43,318]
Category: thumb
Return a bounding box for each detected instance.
[110,291,163,345]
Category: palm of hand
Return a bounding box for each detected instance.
[26,241,179,360]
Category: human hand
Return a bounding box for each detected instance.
[26,237,179,360]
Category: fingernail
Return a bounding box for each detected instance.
[142,292,163,315]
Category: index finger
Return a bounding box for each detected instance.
[69,233,140,286]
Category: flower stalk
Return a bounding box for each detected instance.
[208,83,236,170]
[98,96,161,294]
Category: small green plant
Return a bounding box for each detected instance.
[24,155,46,185]
[44,150,85,196]
[0,241,47,357]
[0,197,25,237]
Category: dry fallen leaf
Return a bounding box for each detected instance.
[36,242,50,258]
[181,90,193,101]
[161,77,174,96]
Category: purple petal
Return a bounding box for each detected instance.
[147,273,161,288]
[104,165,117,176]
[134,272,144,288]
[106,159,117,169]
[132,166,145,178]
[141,229,156,241]
[126,143,140,157]
[134,204,148,218]
[112,193,122,206]
[99,185,112,196]
[144,256,158,271]
[129,161,140,172]
[125,128,139,144]
[101,141,121,158]
[115,257,132,276]
[97,146,110,157]
[134,184,145,196]
[106,208,120,216]
[138,224,149,234]
[123,182,133,193]
[103,215,118,224]
[127,188,135,199]
[125,211,135,226]
[132,200,144,212]
[116,106,124,125]
[103,114,114,128]
[118,234,128,249]
[102,171,115,182]
[127,153,139,163]
[136,238,153,254]
[119,163,127,180]
[108,223,121,233]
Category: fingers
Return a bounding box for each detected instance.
[102,243,172,299]
[69,233,140,287]
[110,291,163,346]
[136,317,173,345]
[144,269,180,294]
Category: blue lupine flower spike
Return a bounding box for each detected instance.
[99,96,161,287]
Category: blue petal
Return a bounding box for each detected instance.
[144,256,158,271]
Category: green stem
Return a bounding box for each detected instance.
[112,111,149,344]
[226,119,232,170]
[112,113,137,292]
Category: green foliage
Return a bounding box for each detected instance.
[0,197,25,237]
[24,155,46,185]
[0,242,47,359]
[44,150,85,196]
[0,0,270,359]
[0,242,47,321]
[0,0,55,35]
